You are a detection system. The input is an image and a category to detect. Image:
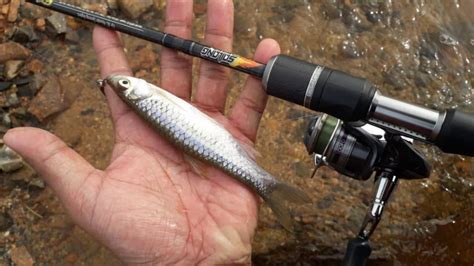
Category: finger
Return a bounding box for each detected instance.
[93,26,133,123]
[194,0,234,112]
[160,0,193,99]
[229,39,281,142]
[4,128,102,222]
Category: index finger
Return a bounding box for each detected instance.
[93,26,133,123]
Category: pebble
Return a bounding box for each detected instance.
[4,60,24,80]
[4,92,20,108]
[0,42,31,64]
[117,0,153,19]
[9,246,34,266]
[65,28,80,43]
[10,25,39,43]
[0,82,12,91]
[45,12,67,36]
[7,0,21,22]
[2,112,11,128]
[25,59,44,74]
[0,145,23,173]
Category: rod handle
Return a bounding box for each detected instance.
[434,109,474,156]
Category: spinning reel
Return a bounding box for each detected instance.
[304,114,431,265]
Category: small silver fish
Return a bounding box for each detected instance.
[104,75,310,231]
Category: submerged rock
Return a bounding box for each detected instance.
[10,25,39,43]
[28,75,84,121]
[7,0,21,22]
[0,144,23,173]
[45,12,67,36]
[118,0,153,19]
[4,60,24,80]
[9,246,34,266]
[0,42,31,63]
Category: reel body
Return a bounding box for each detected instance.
[304,114,431,266]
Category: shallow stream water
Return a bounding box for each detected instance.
[3,0,473,265]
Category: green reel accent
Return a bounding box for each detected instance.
[314,115,339,155]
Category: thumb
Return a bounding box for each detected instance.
[4,127,102,221]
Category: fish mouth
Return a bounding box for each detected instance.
[105,75,128,90]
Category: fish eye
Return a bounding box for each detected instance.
[119,79,130,87]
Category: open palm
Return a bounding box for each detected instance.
[5,0,280,264]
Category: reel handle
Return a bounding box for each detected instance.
[342,237,372,266]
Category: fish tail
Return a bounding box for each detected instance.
[264,181,311,232]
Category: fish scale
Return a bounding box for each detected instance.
[105,75,311,231]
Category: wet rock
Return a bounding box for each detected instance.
[0,82,12,91]
[342,7,372,32]
[2,113,11,129]
[117,0,153,19]
[0,42,31,63]
[45,12,67,37]
[28,75,84,121]
[65,28,80,43]
[10,25,39,43]
[0,212,13,231]
[365,10,382,23]
[384,67,408,90]
[0,145,23,172]
[7,0,21,22]
[439,33,458,46]
[25,59,44,74]
[321,0,343,20]
[1,92,20,108]
[9,246,34,266]
[35,18,46,31]
[4,60,24,80]
[107,0,119,10]
[341,39,362,58]
[81,3,108,14]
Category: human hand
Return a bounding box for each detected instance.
[4,0,280,264]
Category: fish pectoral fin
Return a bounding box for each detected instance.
[238,140,261,160]
[184,155,209,178]
[264,182,312,232]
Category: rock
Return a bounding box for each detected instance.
[45,12,67,36]
[341,39,362,58]
[107,0,119,10]
[25,59,44,74]
[2,113,11,128]
[10,25,39,43]
[4,60,24,80]
[9,246,34,266]
[81,3,108,14]
[0,212,13,231]
[118,0,153,19]
[7,0,21,22]
[65,28,80,43]
[0,145,23,172]
[1,92,20,108]
[0,82,12,91]
[343,7,372,32]
[0,42,31,63]
[28,75,84,121]
[321,0,343,19]
[35,18,46,31]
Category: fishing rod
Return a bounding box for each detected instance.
[26,0,474,158]
[25,0,266,77]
